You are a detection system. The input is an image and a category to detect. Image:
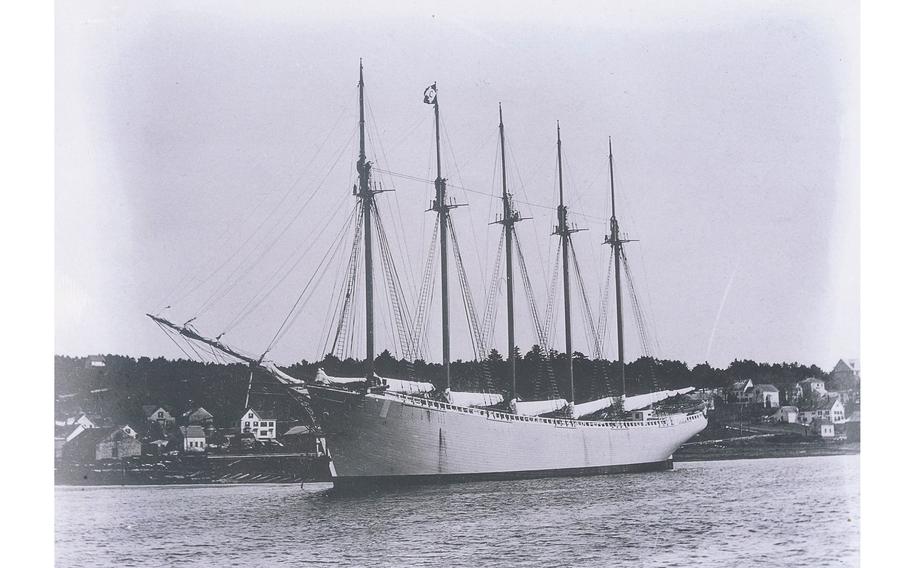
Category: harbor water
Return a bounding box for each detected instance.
[56,455,859,567]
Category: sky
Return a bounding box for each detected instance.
[55,0,859,370]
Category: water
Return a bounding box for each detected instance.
[56,455,859,567]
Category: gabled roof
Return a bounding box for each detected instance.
[182,407,214,420]
[778,406,798,413]
[798,377,825,385]
[70,426,127,446]
[753,384,779,393]
[55,423,84,440]
[730,379,752,391]
[821,397,842,410]
[143,405,174,418]
[179,425,206,439]
[240,408,278,421]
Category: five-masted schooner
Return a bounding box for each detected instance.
[298,64,706,487]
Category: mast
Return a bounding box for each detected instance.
[555,122,574,406]
[430,85,452,390]
[498,104,518,401]
[605,137,626,409]
[357,60,376,382]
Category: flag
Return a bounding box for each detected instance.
[423,83,437,105]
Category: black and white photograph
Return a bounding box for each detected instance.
[20,0,896,565]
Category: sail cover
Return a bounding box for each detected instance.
[314,368,364,385]
[511,399,568,416]
[445,389,504,407]
[263,362,307,386]
[376,376,435,394]
[623,387,695,411]
[571,396,621,419]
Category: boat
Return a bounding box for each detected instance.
[304,63,707,488]
[151,62,707,488]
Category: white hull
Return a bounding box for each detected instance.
[309,386,707,487]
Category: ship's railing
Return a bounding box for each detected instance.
[383,392,705,430]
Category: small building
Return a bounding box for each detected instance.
[797,397,845,425]
[831,358,860,386]
[143,405,176,427]
[180,406,214,427]
[751,384,780,408]
[727,379,754,405]
[54,423,87,459]
[773,406,799,423]
[56,412,98,430]
[85,354,107,368]
[239,408,278,441]
[798,377,827,397]
[62,427,142,462]
[120,424,139,439]
[813,419,836,439]
[177,425,207,453]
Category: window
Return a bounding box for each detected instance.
[158,411,163,418]
[253,422,259,427]
[245,421,250,428]
[248,413,253,418]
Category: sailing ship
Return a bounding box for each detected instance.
[151,62,707,488]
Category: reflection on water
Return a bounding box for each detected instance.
[56,455,859,567]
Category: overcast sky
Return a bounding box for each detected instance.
[55,0,858,370]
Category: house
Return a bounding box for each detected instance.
[62,427,142,462]
[812,419,836,439]
[180,406,214,427]
[143,405,176,427]
[797,397,846,425]
[727,379,753,404]
[85,354,106,368]
[751,384,780,408]
[798,377,827,397]
[54,423,88,459]
[56,412,97,430]
[783,383,803,404]
[239,408,278,441]
[831,358,860,386]
[177,425,207,453]
[773,406,799,424]
[120,424,139,439]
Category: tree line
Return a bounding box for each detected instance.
[55,351,830,429]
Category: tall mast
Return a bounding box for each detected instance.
[554,122,575,406]
[357,61,375,382]
[605,137,626,408]
[498,104,519,401]
[429,84,452,390]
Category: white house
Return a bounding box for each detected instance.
[727,379,753,404]
[120,424,139,439]
[751,384,780,408]
[773,406,799,423]
[239,408,278,441]
[797,377,827,397]
[813,419,836,439]
[56,412,97,430]
[797,398,845,425]
[143,405,176,426]
[179,425,207,453]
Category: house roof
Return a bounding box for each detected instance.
[283,425,315,436]
[179,425,207,439]
[798,377,824,385]
[753,384,779,393]
[778,406,798,413]
[143,405,174,417]
[69,426,125,446]
[240,408,279,421]
[730,379,751,391]
[182,407,214,420]
[55,424,83,439]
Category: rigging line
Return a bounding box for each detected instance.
[448,215,486,359]
[505,136,550,279]
[569,238,603,359]
[156,322,194,361]
[439,114,488,286]
[192,124,359,319]
[171,115,354,311]
[222,190,354,334]
[264,202,362,356]
[365,105,422,314]
[372,167,611,224]
[413,216,439,359]
[330,206,364,357]
[373,201,418,360]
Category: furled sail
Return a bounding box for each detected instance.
[314,368,365,386]
[375,376,435,394]
[511,398,568,416]
[571,395,621,419]
[623,387,695,411]
[445,389,504,407]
